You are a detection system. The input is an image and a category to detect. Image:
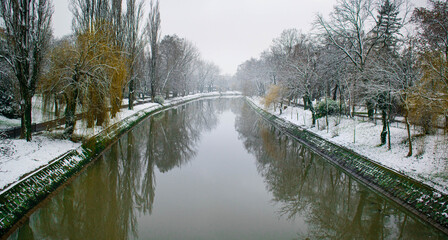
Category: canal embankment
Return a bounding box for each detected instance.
[0,92,240,237]
[246,97,448,235]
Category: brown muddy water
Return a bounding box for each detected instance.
[8,98,448,239]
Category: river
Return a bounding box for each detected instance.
[8,98,448,239]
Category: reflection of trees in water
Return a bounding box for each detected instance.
[19,142,138,240]
[13,99,228,240]
[235,103,446,240]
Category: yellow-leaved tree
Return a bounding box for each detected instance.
[40,21,128,139]
[408,51,448,134]
[262,85,283,112]
[410,1,448,134]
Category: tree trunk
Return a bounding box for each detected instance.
[325,97,329,133]
[305,96,316,126]
[20,114,25,139]
[405,114,412,157]
[380,110,387,146]
[150,54,157,102]
[367,98,375,121]
[128,78,134,110]
[352,103,355,118]
[23,94,33,142]
[150,81,156,102]
[332,84,338,101]
[311,109,316,126]
[54,98,59,117]
[64,76,80,139]
[445,115,448,135]
[339,86,344,116]
[387,115,391,150]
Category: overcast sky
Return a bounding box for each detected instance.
[53,0,428,75]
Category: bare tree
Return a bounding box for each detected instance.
[268,30,322,124]
[71,0,110,33]
[111,0,123,46]
[158,35,199,97]
[366,37,419,155]
[194,61,220,93]
[316,0,380,117]
[0,0,53,141]
[146,0,161,102]
[125,0,144,109]
[236,58,270,96]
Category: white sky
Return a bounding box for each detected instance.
[53,0,428,75]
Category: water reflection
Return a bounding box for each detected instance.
[10,98,230,240]
[235,103,447,239]
[9,98,447,239]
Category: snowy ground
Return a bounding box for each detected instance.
[0,136,81,189]
[249,97,448,194]
[0,92,240,191]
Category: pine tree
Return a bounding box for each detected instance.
[372,0,404,148]
[374,0,402,53]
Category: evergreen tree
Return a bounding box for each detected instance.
[374,0,403,53]
[372,0,404,147]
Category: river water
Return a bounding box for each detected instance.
[9,98,448,239]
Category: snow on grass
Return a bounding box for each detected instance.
[0,92,241,191]
[0,135,81,190]
[249,97,448,194]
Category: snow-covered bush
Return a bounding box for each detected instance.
[0,74,20,119]
[315,98,343,119]
[154,95,164,105]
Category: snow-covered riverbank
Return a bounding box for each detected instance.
[0,92,240,191]
[248,97,448,194]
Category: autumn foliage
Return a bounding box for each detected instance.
[41,21,128,138]
[407,51,448,133]
[262,85,282,111]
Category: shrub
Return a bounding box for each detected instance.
[154,95,164,105]
[316,98,344,119]
[0,75,20,118]
[262,85,282,110]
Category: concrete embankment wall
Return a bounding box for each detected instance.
[0,93,240,237]
[246,98,448,235]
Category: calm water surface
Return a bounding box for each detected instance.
[9,98,448,239]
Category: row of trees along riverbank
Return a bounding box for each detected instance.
[236,0,448,157]
[0,0,238,141]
